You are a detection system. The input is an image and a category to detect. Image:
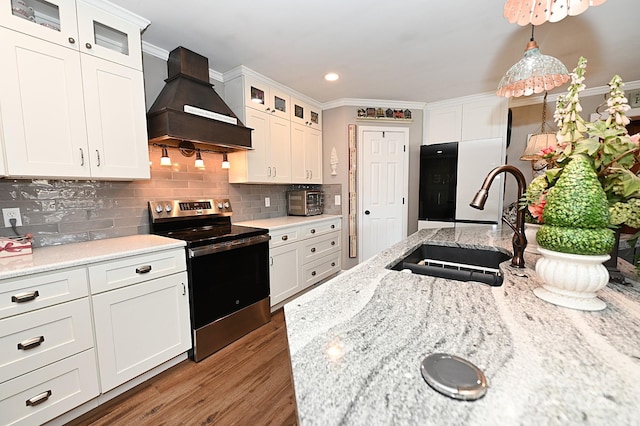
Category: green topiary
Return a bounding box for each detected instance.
[538,154,615,255]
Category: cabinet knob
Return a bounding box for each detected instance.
[331,241,336,246]
[311,247,316,253]
[365,210,371,215]
[331,224,335,229]
[68,37,76,44]
[310,229,316,234]
[331,262,336,267]
[85,42,92,49]
[311,271,316,276]
[282,235,288,241]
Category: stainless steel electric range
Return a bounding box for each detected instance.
[149,199,271,362]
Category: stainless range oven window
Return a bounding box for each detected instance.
[188,237,270,330]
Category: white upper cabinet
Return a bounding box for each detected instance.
[425,104,462,144]
[290,97,322,130]
[244,76,290,120]
[0,0,150,180]
[225,69,324,184]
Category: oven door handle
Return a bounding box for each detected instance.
[188,234,270,258]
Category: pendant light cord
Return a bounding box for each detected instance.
[530,24,535,42]
[541,91,548,133]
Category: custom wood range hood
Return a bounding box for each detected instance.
[147,47,252,151]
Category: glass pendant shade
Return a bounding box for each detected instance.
[504,0,607,26]
[497,40,569,98]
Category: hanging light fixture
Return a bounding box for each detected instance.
[497,25,569,98]
[160,145,172,166]
[221,153,230,169]
[194,149,205,169]
[504,0,607,26]
[521,92,558,176]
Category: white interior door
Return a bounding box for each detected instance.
[358,127,409,262]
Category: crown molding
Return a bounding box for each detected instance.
[142,41,168,61]
[80,0,150,30]
[323,98,426,111]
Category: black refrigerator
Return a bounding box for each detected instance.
[418,142,458,221]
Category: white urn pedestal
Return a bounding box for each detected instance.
[534,247,610,311]
[524,223,541,254]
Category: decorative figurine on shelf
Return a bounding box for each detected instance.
[385,108,394,118]
[330,147,339,176]
[357,108,366,118]
[404,109,412,119]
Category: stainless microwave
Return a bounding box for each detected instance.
[287,190,324,216]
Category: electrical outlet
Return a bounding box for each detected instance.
[3,208,22,227]
[335,195,341,206]
[265,197,270,207]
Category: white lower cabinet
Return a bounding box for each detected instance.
[267,217,342,306]
[0,349,99,426]
[0,241,190,425]
[92,271,191,392]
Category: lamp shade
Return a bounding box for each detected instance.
[497,41,569,98]
[504,0,607,26]
[520,133,557,160]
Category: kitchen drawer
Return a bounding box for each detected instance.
[301,231,340,264]
[301,218,341,239]
[0,348,99,426]
[88,248,186,294]
[302,252,341,288]
[0,268,88,320]
[0,298,93,384]
[269,227,300,249]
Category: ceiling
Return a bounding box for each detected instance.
[110,0,640,105]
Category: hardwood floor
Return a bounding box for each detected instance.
[70,309,298,426]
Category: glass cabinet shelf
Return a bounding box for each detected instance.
[12,0,61,31]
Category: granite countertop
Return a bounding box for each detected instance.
[0,234,185,280]
[236,214,341,230]
[284,226,640,425]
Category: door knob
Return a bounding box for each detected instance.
[365,210,370,215]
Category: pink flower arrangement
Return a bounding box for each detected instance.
[528,195,547,223]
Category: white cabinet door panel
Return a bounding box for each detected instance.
[81,54,149,179]
[269,242,302,306]
[92,272,191,392]
[0,28,88,178]
[455,138,504,223]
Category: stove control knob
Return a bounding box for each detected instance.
[165,204,172,212]
[155,205,163,214]
[223,201,230,209]
[217,202,224,209]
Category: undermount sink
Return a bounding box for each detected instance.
[389,243,511,286]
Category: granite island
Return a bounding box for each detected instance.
[284,226,640,425]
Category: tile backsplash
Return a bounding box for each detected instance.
[0,146,341,247]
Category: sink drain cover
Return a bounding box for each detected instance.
[420,353,487,400]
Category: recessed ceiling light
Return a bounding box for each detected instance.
[324,72,339,82]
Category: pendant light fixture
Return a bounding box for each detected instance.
[497,25,569,98]
[194,149,205,169]
[521,92,558,161]
[160,145,172,166]
[221,153,230,169]
[504,0,607,26]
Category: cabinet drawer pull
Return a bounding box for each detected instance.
[311,247,316,253]
[310,229,316,234]
[11,290,39,303]
[182,283,186,296]
[311,271,316,276]
[135,265,152,274]
[95,149,101,166]
[79,148,85,166]
[18,336,45,350]
[85,42,92,49]
[68,37,75,44]
[331,241,336,246]
[26,390,52,407]
[331,262,336,267]
[281,235,288,241]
